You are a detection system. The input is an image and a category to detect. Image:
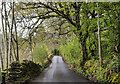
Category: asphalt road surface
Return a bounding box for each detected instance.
[28,56,96,84]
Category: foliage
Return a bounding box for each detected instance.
[42,54,53,69]
[84,59,120,83]
[1,71,6,74]
[33,43,48,65]
[59,36,83,67]
[59,34,120,83]
[16,2,120,84]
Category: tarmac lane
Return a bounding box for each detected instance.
[28,56,97,84]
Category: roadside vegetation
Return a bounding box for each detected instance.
[59,35,120,83]
[2,53,53,83]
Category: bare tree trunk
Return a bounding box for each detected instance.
[97,3,102,66]
[29,35,33,61]
[1,2,5,70]
[8,1,14,63]
[1,39,4,70]
[8,31,12,63]
[14,21,19,62]
[12,40,16,61]
[13,2,19,62]
[1,2,9,69]
[4,2,9,69]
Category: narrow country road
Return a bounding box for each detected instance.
[28,56,96,84]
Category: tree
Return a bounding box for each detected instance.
[14,2,120,69]
[1,1,20,69]
[1,2,9,69]
[18,2,92,64]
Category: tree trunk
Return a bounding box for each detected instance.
[8,1,14,63]
[29,35,33,61]
[12,40,16,61]
[78,36,88,66]
[1,39,4,70]
[82,42,88,63]
[1,2,9,69]
[1,2,5,70]
[13,2,19,62]
[97,3,102,66]
[14,27,19,62]
[4,2,9,69]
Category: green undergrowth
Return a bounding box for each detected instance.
[61,52,120,84]
[83,59,120,83]
[59,36,120,84]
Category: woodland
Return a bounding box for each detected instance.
[0,1,120,83]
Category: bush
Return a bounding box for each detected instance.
[83,59,120,83]
[20,60,42,78]
[33,44,48,64]
[42,54,53,69]
[7,60,42,83]
[59,36,82,65]
[58,35,120,83]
